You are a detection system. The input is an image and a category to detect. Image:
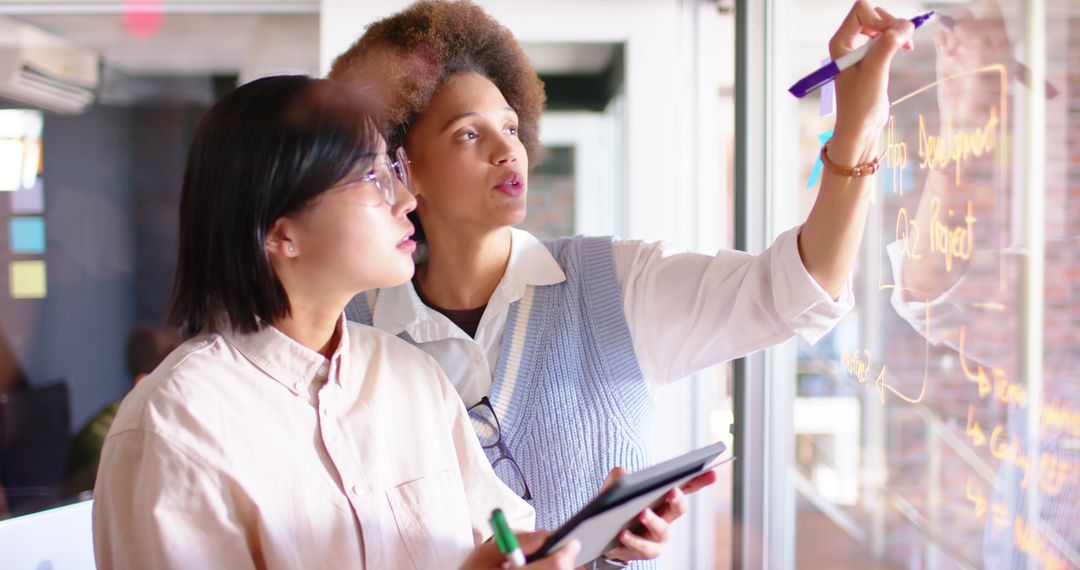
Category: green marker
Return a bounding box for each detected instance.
[489,508,526,567]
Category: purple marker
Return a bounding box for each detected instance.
[789,11,935,98]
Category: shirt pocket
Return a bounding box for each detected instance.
[386,467,474,569]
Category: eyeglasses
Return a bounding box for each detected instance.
[331,146,411,207]
[467,396,533,501]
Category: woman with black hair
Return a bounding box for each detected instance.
[91,75,578,569]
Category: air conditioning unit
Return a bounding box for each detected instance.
[0,17,99,114]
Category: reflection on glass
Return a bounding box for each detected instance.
[789,1,1079,568]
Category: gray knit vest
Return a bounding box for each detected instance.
[346,236,654,564]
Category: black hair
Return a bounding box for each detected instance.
[168,75,383,336]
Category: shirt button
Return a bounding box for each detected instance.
[291,382,302,392]
[321,407,330,417]
[350,484,362,496]
[318,364,329,376]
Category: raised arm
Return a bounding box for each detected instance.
[617,4,917,386]
[617,231,852,385]
[799,2,916,298]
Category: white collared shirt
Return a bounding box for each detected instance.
[372,226,853,405]
[92,317,533,570]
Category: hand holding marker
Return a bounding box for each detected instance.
[490,508,527,567]
[789,11,935,98]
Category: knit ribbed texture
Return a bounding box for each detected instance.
[495,236,652,533]
[347,237,655,567]
[344,289,376,325]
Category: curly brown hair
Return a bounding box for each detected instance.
[328,0,547,166]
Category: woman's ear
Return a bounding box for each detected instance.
[265,219,299,258]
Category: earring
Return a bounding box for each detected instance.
[287,245,296,254]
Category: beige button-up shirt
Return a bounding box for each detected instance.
[92,317,533,570]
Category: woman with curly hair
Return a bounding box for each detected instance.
[330,1,914,565]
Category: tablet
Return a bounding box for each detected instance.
[527,441,728,566]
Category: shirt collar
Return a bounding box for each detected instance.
[501,227,567,293]
[372,228,566,338]
[222,314,347,396]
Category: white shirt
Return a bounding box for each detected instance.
[92,317,533,570]
[373,226,854,405]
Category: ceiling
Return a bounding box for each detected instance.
[7,13,619,79]
[13,13,321,79]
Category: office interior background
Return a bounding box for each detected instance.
[0,0,1077,568]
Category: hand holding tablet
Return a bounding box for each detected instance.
[601,466,720,563]
[527,441,731,567]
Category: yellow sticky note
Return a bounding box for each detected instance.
[10,260,47,299]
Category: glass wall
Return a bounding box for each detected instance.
[759,1,1080,568]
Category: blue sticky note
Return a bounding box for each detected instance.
[806,129,834,189]
[10,217,45,254]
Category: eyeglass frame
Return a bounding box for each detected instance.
[466,396,533,501]
[328,146,411,207]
